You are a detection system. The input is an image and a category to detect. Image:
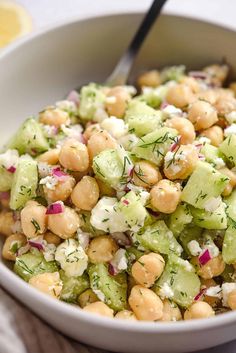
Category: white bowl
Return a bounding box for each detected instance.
[1,12,236,353]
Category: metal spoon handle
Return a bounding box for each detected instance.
[106,0,168,86]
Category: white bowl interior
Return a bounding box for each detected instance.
[1,13,236,353]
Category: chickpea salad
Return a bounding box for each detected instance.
[1,64,236,322]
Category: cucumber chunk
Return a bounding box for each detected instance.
[132,127,178,166]
[135,85,168,108]
[10,159,38,210]
[219,135,236,166]
[89,263,127,311]
[134,220,182,256]
[60,270,90,302]
[78,83,106,121]
[179,225,202,255]
[125,101,163,136]
[200,143,225,168]
[8,118,49,155]
[224,189,236,223]
[190,201,227,230]
[160,65,185,83]
[222,225,236,264]
[0,166,13,191]
[154,254,200,308]
[168,203,193,237]
[181,161,229,209]
[14,251,58,282]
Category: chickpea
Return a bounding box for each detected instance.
[2,233,26,261]
[71,176,99,211]
[29,272,62,298]
[131,253,165,288]
[133,160,161,188]
[78,289,99,308]
[188,100,218,131]
[43,175,75,203]
[87,235,118,264]
[105,86,131,118]
[0,192,10,209]
[203,64,229,86]
[83,123,102,141]
[37,149,60,165]
[21,201,47,239]
[166,84,195,109]
[48,206,80,239]
[216,88,234,100]
[200,126,223,147]
[179,76,200,93]
[219,167,236,197]
[229,82,236,97]
[59,138,89,172]
[115,310,137,321]
[128,285,163,321]
[214,97,236,116]
[137,70,161,88]
[227,289,236,310]
[83,301,114,318]
[39,108,70,127]
[0,211,14,236]
[184,301,215,320]
[197,255,226,279]
[165,117,196,145]
[87,130,117,160]
[197,90,219,105]
[44,231,61,246]
[164,144,198,180]
[96,178,116,197]
[150,179,181,214]
[161,299,182,322]
[200,278,221,307]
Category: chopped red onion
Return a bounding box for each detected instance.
[52,167,68,179]
[198,154,205,160]
[199,249,211,266]
[108,263,118,276]
[128,166,134,177]
[122,199,129,206]
[194,287,207,301]
[160,101,169,110]
[195,143,203,151]
[0,191,10,200]
[189,71,208,80]
[28,240,45,251]
[7,166,16,173]
[67,90,80,106]
[16,243,30,257]
[46,202,64,215]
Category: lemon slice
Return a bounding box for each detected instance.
[0,0,32,48]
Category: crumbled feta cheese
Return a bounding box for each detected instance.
[198,136,211,145]
[162,104,182,118]
[204,197,222,212]
[11,220,22,234]
[124,85,137,96]
[55,239,88,277]
[56,100,77,113]
[93,107,109,123]
[126,183,150,205]
[92,289,106,302]
[43,243,56,262]
[41,124,57,138]
[187,240,202,256]
[159,282,174,299]
[77,229,90,250]
[38,162,53,177]
[225,111,236,124]
[39,175,58,190]
[224,124,236,137]
[204,242,219,258]
[100,116,128,139]
[118,133,139,150]
[222,283,236,307]
[61,124,83,140]
[110,249,128,272]
[0,149,19,170]
[90,197,127,233]
[206,285,222,298]
[214,158,225,169]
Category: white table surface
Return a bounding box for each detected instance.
[4,1,236,352]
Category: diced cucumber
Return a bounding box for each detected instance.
[181,161,229,209]
[224,189,236,223]
[219,135,236,166]
[132,127,178,166]
[78,83,106,121]
[160,65,186,83]
[190,201,227,230]
[60,270,90,302]
[79,211,106,237]
[154,254,200,308]
[0,166,13,191]
[14,251,58,282]
[8,118,49,155]
[93,147,133,190]
[134,220,182,256]
[222,225,236,264]
[89,263,127,311]
[200,143,225,168]
[168,203,193,237]
[10,159,38,210]
[179,225,202,255]
[117,191,148,232]
[125,101,163,136]
[135,85,168,108]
